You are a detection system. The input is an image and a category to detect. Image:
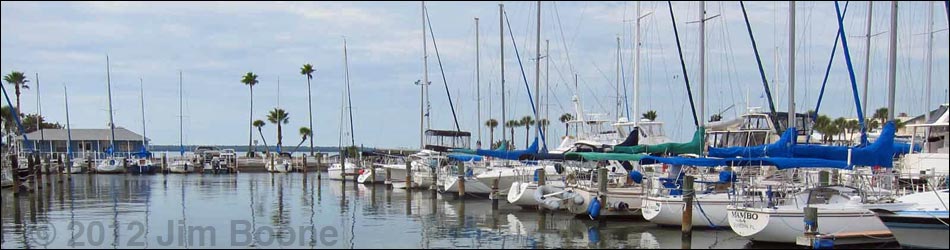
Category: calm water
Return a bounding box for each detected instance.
[0,173,769,249]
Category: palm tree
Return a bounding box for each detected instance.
[506,120,521,149]
[253,120,269,153]
[293,127,312,153]
[1,105,14,135]
[520,116,535,148]
[484,119,498,148]
[832,117,848,142]
[558,113,573,137]
[267,108,290,152]
[873,107,889,124]
[242,72,260,157]
[845,119,860,142]
[300,64,316,156]
[3,71,29,122]
[642,110,658,121]
[539,119,550,138]
[814,115,831,143]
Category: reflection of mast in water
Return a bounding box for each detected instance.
[181,177,188,248]
[111,177,119,248]
[248,179,258,247]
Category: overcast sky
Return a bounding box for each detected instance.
[2,1,948,149]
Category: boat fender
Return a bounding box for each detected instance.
[534,169,541,182]
[587,227,600,243]
[570,191,585,205]
[358,169,365,175]
[629,170,643,184]
[813,239,834,249]
[719,171,736,183]
[588,197,601,220]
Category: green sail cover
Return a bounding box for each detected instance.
[613,127,705,155]
[564,152,649,162]
[450,142,507,155]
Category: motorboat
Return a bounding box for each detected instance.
[328,159,359,181]
[168,159,194,174]
[265,153,293,173]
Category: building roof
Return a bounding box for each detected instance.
[904,105,949,125]
[20,127,148,142]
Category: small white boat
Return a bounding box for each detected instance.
[168,160,194,174]
[878,189,949,249]
[642,192,734,228]
[563,184,644,219]
[356,167,387,184]
[474,163,561,196]
[95,157,126,174]
[63,158,87,174]
[328,160,359,181]
[265,154,293,173]
[507,179,568,208]
[727,186,914,244]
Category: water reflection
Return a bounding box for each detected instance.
[3,174,760,248]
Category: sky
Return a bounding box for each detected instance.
[2,1,948,149]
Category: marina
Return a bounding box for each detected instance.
[2,1,949,249]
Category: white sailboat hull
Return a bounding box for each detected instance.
[95,158,126,174]
[642,193,733,228]
[441,176,493,194]
[726,205,890,243]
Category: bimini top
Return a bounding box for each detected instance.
[612,128,704,155]
[425,129,472,137]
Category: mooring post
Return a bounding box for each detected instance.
[405,160,413,190]
[302,156,308,178]
[457,162,466,199]
[64,153,71,182]
[538,167,546,212]
[29,154,40,190]
[819,170,830,186]
[32,154,43,190]
[597,167,608,225]
[370,162,377,184]
[57,153,64,182]
[385,166,392,187]
[492,178,500,210]
[682,175,695,249]
[11,155,21,195]
[801,206,820,247]
[316,153,322,179]
[87,155,94,174]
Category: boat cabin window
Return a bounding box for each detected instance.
[424,129,471,152]
[740,115,772,131]
[639,123,665,137]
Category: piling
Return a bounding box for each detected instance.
[10,155,21,195]
[798,206,820,247]
[537,168,546,186]
[162,154,167,174]
[28,154,38,190]
[32,154,43,190]
[457,162,466,199]
[64,153,71,182]
[57,154,64,182]
[405,160,413,189]
[491,178,499,210]
[385,167,392,187]
[44,155,53,187]
[370,163,377,184]
[302,156,308,180]
[597,167,608,207]
[682,175,695,249]
[819,171,830,186]
[317,153,322,179]
[86,155,93,175]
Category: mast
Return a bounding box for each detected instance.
[106,56,116,157]
[178,71,184,157]
[476,17,481,148]
[422,1,430,133]
[140,78,147,151]
[788,1,796,130]
[36,73,45,152]
[64,84,72,158]
[862,2,873,118]
[500,3,507,148]
[344,38,356,148]
[699,2,706,128]
[534,0,541,152]
[886,1,897,121]
[616,36,621,121]
[925,1,934,123]
[419,1,426,148]
[544,39,550,145]
[634,1,642,126]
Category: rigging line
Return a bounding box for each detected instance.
[833,0,868,146]
[503,10,548,150]
[0,83,32,152]
[344,39,356,147]
[740,1,780,130]
[424,6,462,132]
[552,2,577,82]
[667,1,699,128]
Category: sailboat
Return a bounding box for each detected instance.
[168,71,194,174]
[328,38,360,181]
[61,84,85,174]
[264,77,293,174]
[96,56,126,174]
[128,78,156,174]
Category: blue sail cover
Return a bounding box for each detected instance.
[475,137,539,160]
[708,127,797,158]
[132,146,152,158]
[447,154,482,162]
[637,156,851,170]
[792,121,897,167]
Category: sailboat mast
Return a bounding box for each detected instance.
[861,2,873,118]
[36,73,45,152]
[634,1,642,126]
[476,17,481,148]
[699,2,706,128]
[788,1,796,130]
[616,36,621,122]
[178,71,183,156]
[64,84,72,157]
[106,56,116,157]
[886,1,897,121]
[500,3,507,148]
[422,1,430,133]
[344,39,356,148]
[925,1,934,122]
[534,0,541,152]
[544,39,550,145]
[140,78,147,150]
